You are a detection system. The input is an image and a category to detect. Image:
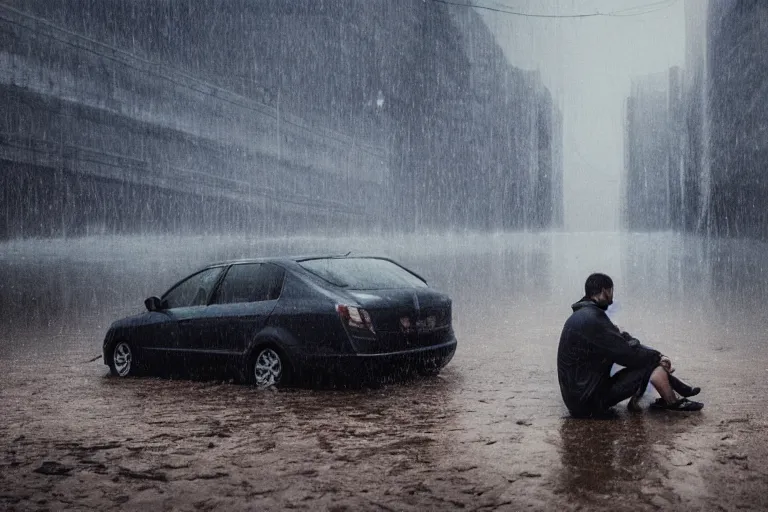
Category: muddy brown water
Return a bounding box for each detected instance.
[1,232,767,511]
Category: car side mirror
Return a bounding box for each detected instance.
[144,296,165,312]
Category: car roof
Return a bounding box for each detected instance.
[191,255,426,287]
[202,254,393,269]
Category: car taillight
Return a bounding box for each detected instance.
[336,304,376,335]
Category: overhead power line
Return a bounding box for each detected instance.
[607,0,680,16]
[430,0,680,18]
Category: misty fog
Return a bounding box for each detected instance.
[1,1,767,510]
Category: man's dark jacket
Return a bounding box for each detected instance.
[557,298,661,414]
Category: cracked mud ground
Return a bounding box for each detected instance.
[1,233,768,511]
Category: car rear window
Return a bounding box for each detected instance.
[299,258,427,289]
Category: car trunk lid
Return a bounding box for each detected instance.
[344,289,452,353]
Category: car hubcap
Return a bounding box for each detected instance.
[113,342,132,377]
[254,348,282,387]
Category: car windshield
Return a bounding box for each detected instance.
[299,258,427,290]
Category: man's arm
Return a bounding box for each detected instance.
[618,330,673,371]
[590,314,661,369]
[620,330,641,347]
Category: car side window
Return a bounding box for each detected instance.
[212,263,285,304]
[259,263,286,301]
[162,267,224,309]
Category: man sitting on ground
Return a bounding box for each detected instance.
[557,273,703,417]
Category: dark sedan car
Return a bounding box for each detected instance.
[103,255,457,387]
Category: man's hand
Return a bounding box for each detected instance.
[660,355,675,374]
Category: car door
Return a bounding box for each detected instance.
[130,310,180,364]
[160,266,226,364]
[204,263,285,355]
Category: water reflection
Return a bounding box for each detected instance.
[281,375,461,467]
[557,417,651,499]
[556,412,706,506]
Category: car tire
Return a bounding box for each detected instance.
[108,340,138,377]
[248,345,292,389]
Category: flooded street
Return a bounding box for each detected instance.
[1,231,768,511]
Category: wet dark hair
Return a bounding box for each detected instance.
[585,273,613,297]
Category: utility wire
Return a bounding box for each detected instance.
[430,0,680,18]
[608,0,680,17]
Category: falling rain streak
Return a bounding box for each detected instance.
[1,1,768,511]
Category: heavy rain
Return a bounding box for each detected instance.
[1,1,767,511]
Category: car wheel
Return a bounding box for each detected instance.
[109,341,136,377]
[249,346,291,388]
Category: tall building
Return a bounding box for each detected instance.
[706,0,768,239]
[0,1,562,238]
[682,0,709,233]
[624,68,685,231]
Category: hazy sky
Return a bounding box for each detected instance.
[479,0,686,231]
